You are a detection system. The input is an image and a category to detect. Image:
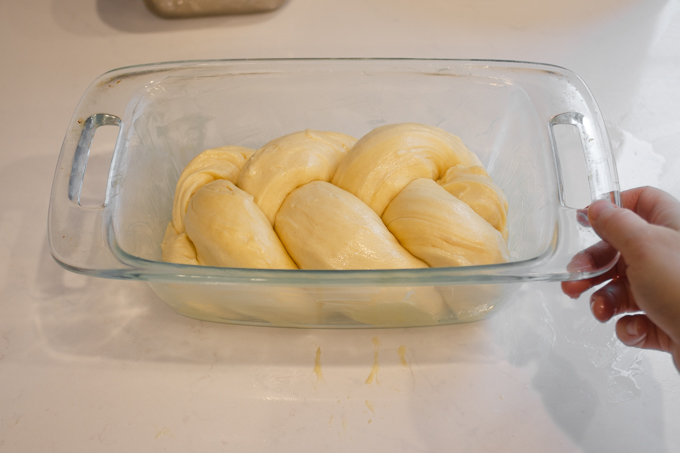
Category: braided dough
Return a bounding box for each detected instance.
[332,123,483,216]
[382,178,509,267]
[275,181,427,270]
[238,130,356,225]
[161,123,510,271]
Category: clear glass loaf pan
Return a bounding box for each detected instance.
[48,59,620,328]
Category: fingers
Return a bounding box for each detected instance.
[568,187,680,368]
[589,277,639,322]
[562,185,679,297]
[624,186,680,231]
[567,240,619,273]
[588,199,654,259]
[561,186,676,298]
[616,314,675,354]
[561,240,621,298]
[561,269,615,299]
[593,187,680,230]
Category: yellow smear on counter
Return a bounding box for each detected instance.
[365,400,375,413]
[155,427,171,439]
[313,346,324,385]
[365,337,381,384]
[398,345,408,367]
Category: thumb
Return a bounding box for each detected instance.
[588,199,651,256]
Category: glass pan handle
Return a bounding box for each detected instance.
[48,113,129,275]
[544,112,621,281]
[549,111,620,206]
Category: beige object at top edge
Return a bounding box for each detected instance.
[332,123,483,217]
[143,0,286,18]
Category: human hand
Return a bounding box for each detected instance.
[561,186,680,372]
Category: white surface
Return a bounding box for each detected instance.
[1,0,679,451]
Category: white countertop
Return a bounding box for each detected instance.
[1,0,679,451]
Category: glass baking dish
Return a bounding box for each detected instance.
[48,59,620,328]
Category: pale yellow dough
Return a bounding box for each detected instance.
[275,181,427,270]
[162,125,509,274]
[172,146,254,233]
[330,286,449,326]
[161,222,199,266]
[382,178,509,267]
[183,180,297,269]
[238,130,356,225]
[438,165,509,242]
[332,123,483,217]
[159,124,513,327]
[151,282,322,326]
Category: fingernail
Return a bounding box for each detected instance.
[589,200,615,222]
[625,317,647,342]
[590,293,613,322]
[577,209,591,227]
[590,294,601,317]
[566,251,593,273]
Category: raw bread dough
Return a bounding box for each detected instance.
[332,123,482,216]
[238,130,356,225]
[172,145,254,233]
[160,124,513,327]
[163,125,509,272]
[150,282,323,326]
[275,181,427,270]
[329,286,450,326]
[183,180,297,269]
[438,164,509,242]
[161,222,199,266]
[382,178,509,267]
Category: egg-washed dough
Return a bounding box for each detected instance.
[329,286,450,326]
[161,222,200,265]
[437,284,509,323]
[332,123,483,217]
[275,181,427,270]
[160,124,512,327]
[183,179,297,269]
[438,165,509,242]
[163,124,509,273]
[150,282,322,327]
[172,145,254,233]
[382,178,509,267]
[238,130,356,225]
